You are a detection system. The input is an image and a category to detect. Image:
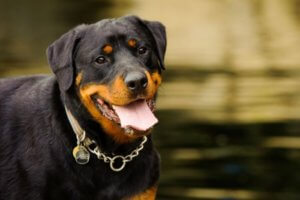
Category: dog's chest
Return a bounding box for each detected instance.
[49,157,153,200]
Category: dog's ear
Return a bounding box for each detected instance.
[125,16,167,70]
[46,25,85,91]
[142,19,167,70]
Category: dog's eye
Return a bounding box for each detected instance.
[138,47,147,55]
[95,56,106,64]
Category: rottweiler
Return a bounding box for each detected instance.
[0,15,166,200]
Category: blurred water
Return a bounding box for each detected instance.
[1,0,300,199]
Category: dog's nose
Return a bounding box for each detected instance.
[125,71,148,93]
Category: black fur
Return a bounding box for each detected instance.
[0,16,166,200]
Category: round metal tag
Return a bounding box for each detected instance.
[73,145,90,165]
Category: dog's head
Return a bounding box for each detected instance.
[47,16,166,143]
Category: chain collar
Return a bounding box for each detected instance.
[64,106,148,172]
[86,136,147,171]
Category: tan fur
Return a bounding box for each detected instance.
[128,39,137,48]
[103,44,113,54]
[75,72,83,86]
[126,187,157,200]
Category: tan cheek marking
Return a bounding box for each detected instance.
[151,71,162,86]
[80,84,111,103]
[103,44,113,54]
[75,72,83,86]
[145,71,162,99]
[128,39,137,48]
[127,187,157,200]
[79,76,132,106]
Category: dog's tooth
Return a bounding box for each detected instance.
[125,127,134,135]
[103,104,109,110]
[95,99,121,124]
[97,98,104,105]
[112,113,118,118]
[113,116,119,122]
[105,113,111,120]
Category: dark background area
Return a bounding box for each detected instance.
[1,0,300,199]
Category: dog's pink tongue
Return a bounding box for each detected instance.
[112,100,158,131]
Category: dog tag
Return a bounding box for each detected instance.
[73,145,90,165]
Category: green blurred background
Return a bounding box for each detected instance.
[1,0,300,199]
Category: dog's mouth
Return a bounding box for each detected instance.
[92,95,157,134]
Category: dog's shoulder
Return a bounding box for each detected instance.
[0,75,57,106]
[0,74,60,142]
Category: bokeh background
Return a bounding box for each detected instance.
[1,0,300,199]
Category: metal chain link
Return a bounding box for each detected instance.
[86,136,148,172]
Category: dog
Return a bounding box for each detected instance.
[0,15,166,200]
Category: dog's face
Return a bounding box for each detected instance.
[47,16,166,142]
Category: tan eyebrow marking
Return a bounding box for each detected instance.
[102,44,113,54]
[128,39,137,48]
